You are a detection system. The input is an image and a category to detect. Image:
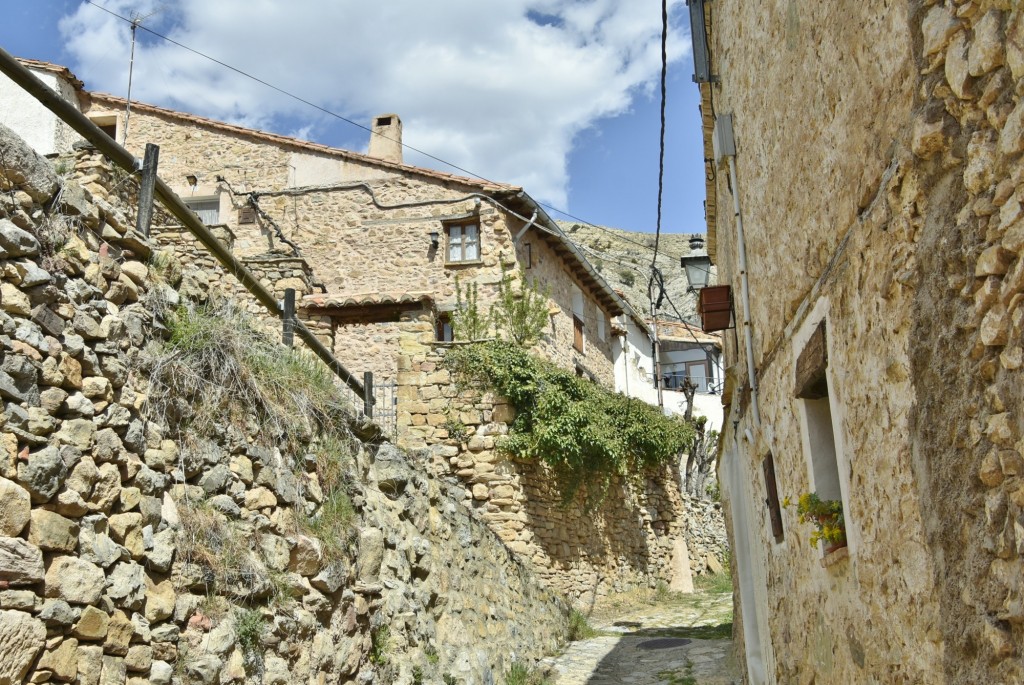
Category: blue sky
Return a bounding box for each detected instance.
[0,1,706,236]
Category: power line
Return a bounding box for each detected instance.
[83,1,703,262]
[651,0,669,273]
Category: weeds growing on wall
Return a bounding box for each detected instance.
[443,341,694,503]
[566,609,598,641]
[176,499,268,599]
[505,661,554,685]
[147,299,349,449]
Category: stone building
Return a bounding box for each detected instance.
[1,60,633,392]
[694,1,1024,684]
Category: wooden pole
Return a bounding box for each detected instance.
[282,288,295,348]
[135,143,159,237]
[363,372,374,419]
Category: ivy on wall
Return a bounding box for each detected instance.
[443,341,695,504]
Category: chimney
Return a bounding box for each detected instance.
[368,114,402,164]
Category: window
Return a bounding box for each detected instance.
[795,318,849,554]
[446,221,480,263]
[763,453,785,542]
[597,313,606,341]
[185,198,220,225]
[436,314,453,342]
[89,115,117,140]
[686,360,709,392]
[524,242,533,269]
[573,315,585,353]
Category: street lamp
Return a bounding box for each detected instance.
[681,254,712,292]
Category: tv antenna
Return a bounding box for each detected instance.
[122,5,165,145]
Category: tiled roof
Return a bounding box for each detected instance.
[87,92,517,194]
[653,319,722,346]
[301,292,434,310]
[15,58,84,91]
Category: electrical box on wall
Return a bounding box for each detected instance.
[713,114,736,164]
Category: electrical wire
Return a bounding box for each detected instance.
[83,1,701,265]
[651,0,668,273]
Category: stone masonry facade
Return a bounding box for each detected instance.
[394,321,729,603]
[708,2,1024,684]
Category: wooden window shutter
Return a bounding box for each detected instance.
[795,321,828,399]
[762,452,784,542]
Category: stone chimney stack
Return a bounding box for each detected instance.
[367,114,402,164]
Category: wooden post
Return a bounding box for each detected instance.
[135,143,159,237]
[282,289,295,348]
[364,372,374,419]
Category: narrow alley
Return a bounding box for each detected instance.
[545,579,739,685]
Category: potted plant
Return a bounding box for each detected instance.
[785,492,846,553]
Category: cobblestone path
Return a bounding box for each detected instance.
[542,588,741,685]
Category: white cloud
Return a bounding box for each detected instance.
[59,0,689,207]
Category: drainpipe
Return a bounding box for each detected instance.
[513,210,538,243]
[619,333,631,398]
[727,155,761,427]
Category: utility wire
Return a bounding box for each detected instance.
[84,1,703,261]
[651,0,668,273]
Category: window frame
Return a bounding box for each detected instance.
[444,219,481,264]
[185,196,221,225]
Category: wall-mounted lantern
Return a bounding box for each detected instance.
[429,231,440,250]
[681,254,712,292]
[185,174,198,188]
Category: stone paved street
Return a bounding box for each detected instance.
[543,588,740,685]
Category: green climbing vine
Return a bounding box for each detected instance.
[443,341,694,504]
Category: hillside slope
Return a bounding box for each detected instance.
[557,221,710,321]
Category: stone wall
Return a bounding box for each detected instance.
[0,123,569,685]
[394,331,729,604]
[711,1,1024,684]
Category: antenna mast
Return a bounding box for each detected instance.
[122,6,163,146]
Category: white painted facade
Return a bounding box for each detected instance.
[612,312,724,430]
[0,68,80,156]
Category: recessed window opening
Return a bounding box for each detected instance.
[185,197,220,225]
[436,313,453,342]
[89,115,117,140]
[803,396,842,502]
[376,116,392,126]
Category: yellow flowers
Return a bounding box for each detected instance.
[786,492,846,548]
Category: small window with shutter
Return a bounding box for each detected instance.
[238,206,256,224]
[763,452,784,543]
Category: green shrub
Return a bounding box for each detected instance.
[443,342,694,503]
[489,263,551,348]
[567,608,597,641]
[505,662,553,685]
[235,609,265,669]
[369,625,391,666]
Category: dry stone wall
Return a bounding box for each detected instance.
[0,123,569,685]
[395,333,728,604]
[712,1,1024,683]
